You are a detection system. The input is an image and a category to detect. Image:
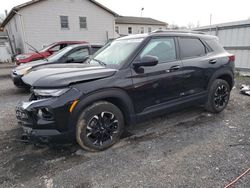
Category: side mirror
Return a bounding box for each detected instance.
[133,55,158,68]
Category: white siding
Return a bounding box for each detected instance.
[18,0,115,52]
[116,23,166,36]
[4,14,24,53]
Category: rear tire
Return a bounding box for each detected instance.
[76,101,124,151]
[205,79,230,113]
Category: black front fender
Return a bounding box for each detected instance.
[68,88,136,131]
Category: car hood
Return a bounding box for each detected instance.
[15,59,50,70]
[22,64,117,88]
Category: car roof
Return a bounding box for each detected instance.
[55,41,88,44]
[65,43,103,49]
[117,30,218,41]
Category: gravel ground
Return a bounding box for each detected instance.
[0,63,249,188]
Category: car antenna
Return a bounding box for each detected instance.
[25,42,49,62]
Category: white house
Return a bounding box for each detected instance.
[115,16,168,36]
[1,0,118,53]
[1,0,168,55]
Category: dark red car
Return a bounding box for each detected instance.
[15,41,87,65]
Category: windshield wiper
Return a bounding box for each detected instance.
[25,42,49,62]
[92,58,106,66]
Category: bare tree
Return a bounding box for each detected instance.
[0,13,5,25]
[187,22,195,29]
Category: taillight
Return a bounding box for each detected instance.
[229,55,235,62]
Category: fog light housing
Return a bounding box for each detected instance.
[37,108,53,120]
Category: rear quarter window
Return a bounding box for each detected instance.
[179,37,206,59]
[205,38,225,52]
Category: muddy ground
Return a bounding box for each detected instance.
[0,63,249,188]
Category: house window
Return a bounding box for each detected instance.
[79,17,87,29]
[115,26,119,34]
[148,27,152,33]
[141,27,144,34]
[128,27,132,34]
[60,16,69,29]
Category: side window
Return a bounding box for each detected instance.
[60,44,68,50]
[92,47,101,54]
[49,44,61,53]
[140,38,177,63]
[179,37,206,59]
[67,48,89,62]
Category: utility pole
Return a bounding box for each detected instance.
[210,14,212,34]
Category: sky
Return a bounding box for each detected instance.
[0,0,250,27]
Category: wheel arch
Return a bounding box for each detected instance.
[69,88,135,131]
[207,69,234,91]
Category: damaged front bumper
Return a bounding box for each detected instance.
[16,88,82,143]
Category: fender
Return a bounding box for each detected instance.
[207,67,234,91]
[68,88,136,130]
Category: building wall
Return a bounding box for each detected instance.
[17,0,115,52]
[4,14,24,53]
[116,23,166,35]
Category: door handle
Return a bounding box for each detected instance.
[209,59,217,64]
[169,65,181,72]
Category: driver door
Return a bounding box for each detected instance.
[130,37,184,114]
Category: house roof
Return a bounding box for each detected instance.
[115,16,167,26]
[1,0,119,27]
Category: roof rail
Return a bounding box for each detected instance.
[151,29,205,35]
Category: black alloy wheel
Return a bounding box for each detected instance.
[205,79,231,113]
[76,101,124,151]
[86,111,119,147]
[214,84,229,109]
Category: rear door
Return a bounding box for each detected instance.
[130,37,184,113]
[178,37,212,96]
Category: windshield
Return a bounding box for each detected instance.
[47,46,74,62]
[89,38,144,68]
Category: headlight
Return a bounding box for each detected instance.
[33,88,70,97]
[16,55,31,60]
[16,67,32,75]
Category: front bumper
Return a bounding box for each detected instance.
[16,88,82,143]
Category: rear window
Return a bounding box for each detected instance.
[205,38,225,52]
[179,37,206,59]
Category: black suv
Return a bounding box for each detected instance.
[16,31,235,151]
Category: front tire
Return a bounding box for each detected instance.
[76,101,124,151]
[205,79,230,113]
